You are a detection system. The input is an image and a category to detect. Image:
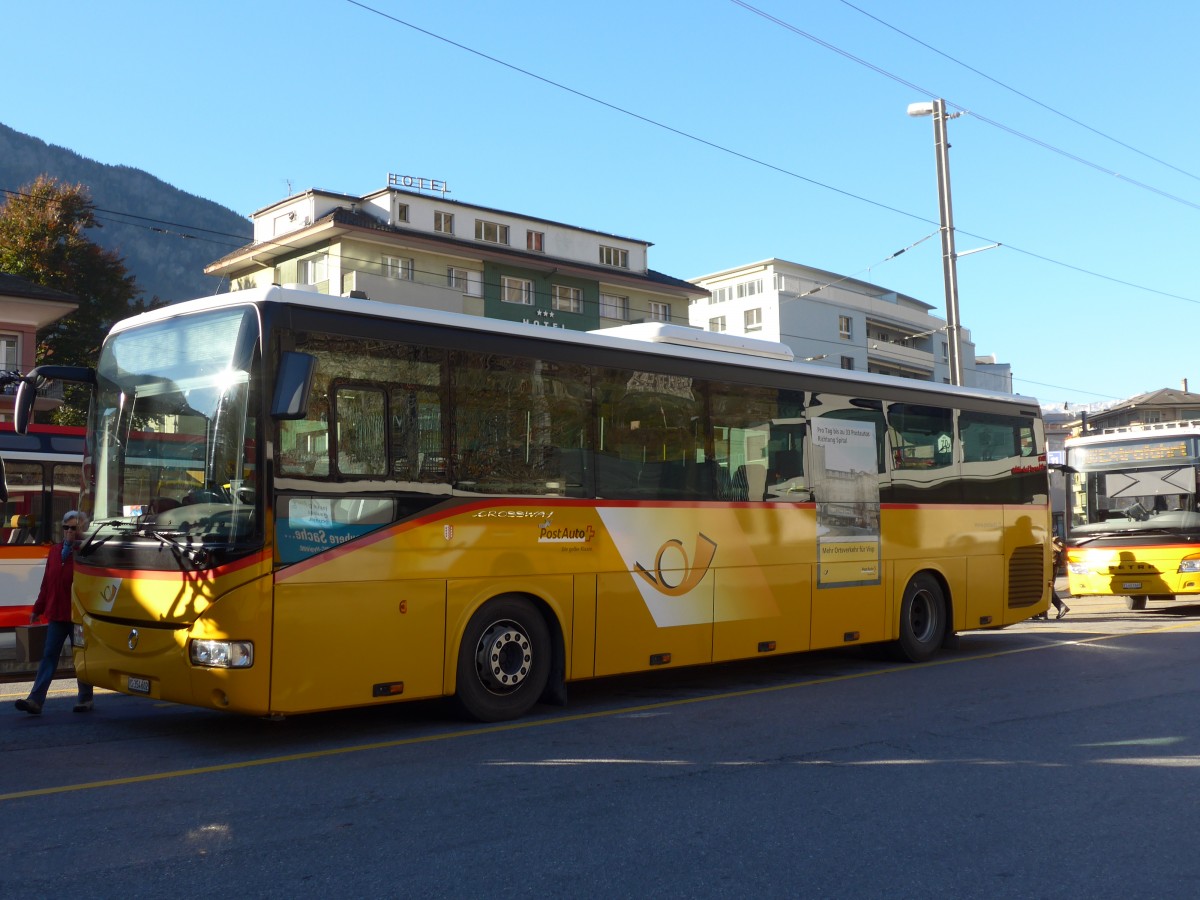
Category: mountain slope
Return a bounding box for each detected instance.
[0,123,251,302]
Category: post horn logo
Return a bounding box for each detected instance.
[634,533,718,597]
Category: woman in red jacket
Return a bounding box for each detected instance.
[15,510,94,715]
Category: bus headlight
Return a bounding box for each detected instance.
[190,639,254,669]
[1178,559,1200,574]
[72,624,85,648]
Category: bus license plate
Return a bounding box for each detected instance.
[1122,582,1142,590]
[128,676,151,694]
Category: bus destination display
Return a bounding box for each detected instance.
[1074,439,1193,469]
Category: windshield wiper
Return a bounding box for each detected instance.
[77,518,138,557]
[150,530,210,568]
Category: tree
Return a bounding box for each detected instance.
[0,176,157,424]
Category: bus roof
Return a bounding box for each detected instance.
[1065,420,1200,446]
[110,285,1041,411]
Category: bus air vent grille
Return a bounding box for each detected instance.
[1007,544,1045,607]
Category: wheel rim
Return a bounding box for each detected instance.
[474,619,533,695]
[907,586,938,643]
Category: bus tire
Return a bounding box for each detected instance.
[1126,595,1148,611]
[891,573,947,663]
[455,596,551,723]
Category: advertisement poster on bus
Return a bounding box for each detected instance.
[811,419,881,588]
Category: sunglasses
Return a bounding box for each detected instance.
[63,525,78,531]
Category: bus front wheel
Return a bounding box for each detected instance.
[455,596,551,722]
[1126,595,1148,611]
[892,573,947,663]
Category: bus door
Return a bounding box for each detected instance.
[807,400,888,648]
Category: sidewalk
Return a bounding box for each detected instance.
[0,629,74,679]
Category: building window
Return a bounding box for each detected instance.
[527,230,544,252]
[600,294,629,320]
[599,245,629,268]
[434,211,454,234]
[384,256,414,280]
[941,341,949,361]
[841,356,855,370]
[744,308,762,332]
[736,279,762,298]
[648,301,669,322]
[502,276,533,305]
[476,219,510,244]
[0,334,17,370]
[448,267,469,291]
[774,273,802,293]
[709,316,727,333]
[552,285,582,314]
[710,287,728,305]
[838,315,853,339]
[395,203,409,223]
[299,253,328,285]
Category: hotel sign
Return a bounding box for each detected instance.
[387,173,450,197]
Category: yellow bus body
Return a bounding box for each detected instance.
[71,499,1048,716]
[1066,544,1200,598]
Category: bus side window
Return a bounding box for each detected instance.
[333,383,388,477]
[959,411,1043,503]
[887,404,955,470]
[887,402,959,503]
[6,515,34,544]
[2,462,43,543]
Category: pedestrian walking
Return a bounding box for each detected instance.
[15,510,94,715]
[1034,536,1070,620]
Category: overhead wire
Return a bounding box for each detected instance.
[340,0,1200,313]
[731,0,1200,211]
[1,184,1116,399]
[834,0,1200,184]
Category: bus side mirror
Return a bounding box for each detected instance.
[14,365,97,435]
[13,380,35,435]
[271,352,316,420]
[0,457,7,504]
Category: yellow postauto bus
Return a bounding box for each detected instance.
[1064,421,1200,610]
[13,285,1051,721]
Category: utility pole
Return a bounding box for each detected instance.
[908,99,964,386]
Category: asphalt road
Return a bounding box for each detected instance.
[3,593,1199,898]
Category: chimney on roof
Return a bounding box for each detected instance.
[1184,378,1189,392]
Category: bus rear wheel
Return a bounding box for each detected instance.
[455,596,551,722]
[1126,595,1148,611]
[891,573,947,663]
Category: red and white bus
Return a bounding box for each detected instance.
[0,424,84,627]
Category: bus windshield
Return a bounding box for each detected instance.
[1068,448,1200,537]
[88,306,260,554]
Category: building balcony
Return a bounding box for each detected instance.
[868,340,938,373]
[340,270,470,315]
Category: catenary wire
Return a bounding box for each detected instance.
[834,0,1200,184]
[0,184,1118,399]
[731,0,1200,211]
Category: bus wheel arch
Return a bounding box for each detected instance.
[891,570,949,662]
[454,593,558,722]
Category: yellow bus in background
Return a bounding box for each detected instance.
[16,286,1051,721]
[1064,421,1200,610]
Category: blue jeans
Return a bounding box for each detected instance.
[27,620,93,707]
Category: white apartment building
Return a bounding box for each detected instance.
[689,258,1012,391]
[205,177,705,330]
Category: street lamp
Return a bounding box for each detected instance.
[908,98,965,386]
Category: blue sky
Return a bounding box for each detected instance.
[6,1,1200,408]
